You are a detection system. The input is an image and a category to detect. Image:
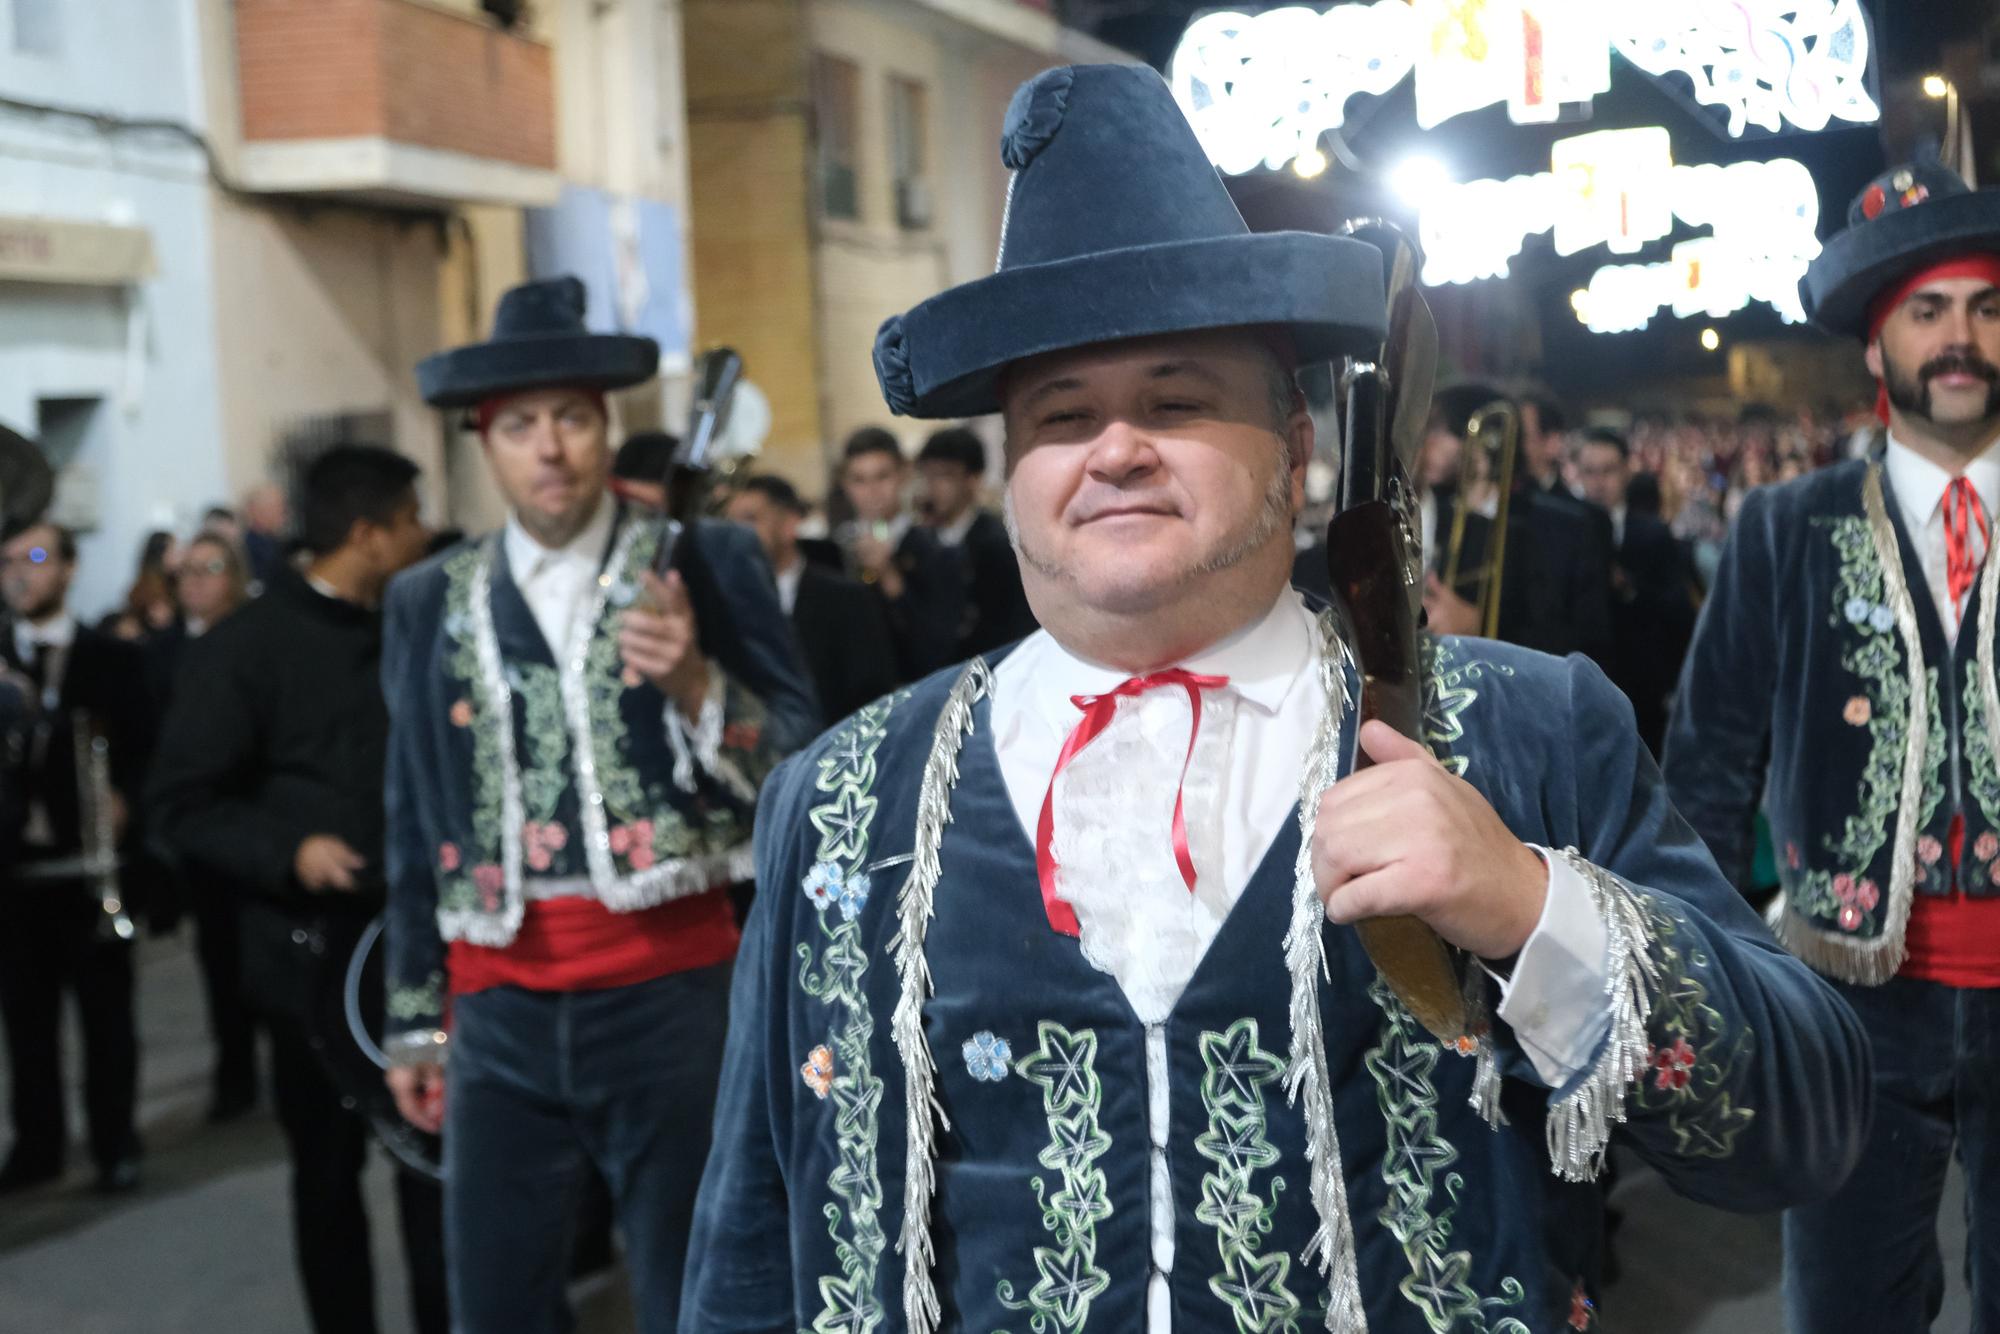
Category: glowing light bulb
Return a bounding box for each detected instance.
[1923,74,1950,99]
[1293,147,1329,179]
[1700,327,1721,351]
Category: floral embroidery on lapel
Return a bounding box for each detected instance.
[795,695,900,1333]
[1194,1018,1300,1334]
[1632,900,1756,1158]
[962,1031,1012,1083]
[997,1020,1112,1332]
[1364,978,1532,1334]
[802,1045,836,1100]
[1960,663,2000,889]
[1422,636,1515,778]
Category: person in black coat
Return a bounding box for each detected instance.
[148,446,447,1334]
[725,475,897,723]
[1575,428,1699,755]
[0,520,152,1193]
[835,427,964,680]
[916,427,1038,656]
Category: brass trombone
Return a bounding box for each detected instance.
[1439,399,1521,639]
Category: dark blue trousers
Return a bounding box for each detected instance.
[1784,974,2000,1332]
[444,961,731,1334]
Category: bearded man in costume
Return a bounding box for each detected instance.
[1666,163,2000,1331]
[684,66,1869,1333]
[380,276,817,1332]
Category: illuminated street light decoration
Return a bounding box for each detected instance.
[1170,1,1878,175]
[1414,127,1822,331]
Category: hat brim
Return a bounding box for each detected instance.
[1804,191,2000,337]
[416,332,660,409]
[890,231,1387,419]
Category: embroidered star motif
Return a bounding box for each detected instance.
[1046,1169,1113,1240]
[1015,1023,1101,1113]
[1400,1246,1480,1325]
[1028,1245,1110,1328]
[1036,1110,1111,1176]
[1194,1172,1265,1243]
[1195,1107,1283,1177]
[810,783,877,864]
[1670,1092,1757,1159]
[1209,1248,1301,1331]
[1366,1036,1441,1110]
[1378,1191,1436,1248]
[820,931,870,997]
[828,1141,879,1209]
[831,1074,883,1142]
[1384,1110,1457,1192]
[811,1273,882,1334]
[1199,1020,1286,1115]
[816,733,877,793]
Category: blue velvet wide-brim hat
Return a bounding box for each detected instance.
[873,65,1387,420]
[416,276,659,409]
[1803,162,2000,338]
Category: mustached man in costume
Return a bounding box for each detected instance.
[380,276,818,1333]
[683,65,1869,1333]
[1665,164,2000,1331]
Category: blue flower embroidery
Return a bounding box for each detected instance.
[1869,605,1896,634]
[1844,596,1872,626]
[963,1031,1013,1082]
[836,870,871,922]
[607,580,639,608]
[802,861,842,912]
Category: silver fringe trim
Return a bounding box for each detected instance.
[1773,467,1932,984]
[1543,849,1659,1183]
[892,661,991,1334]
[1283,612,1367,1332]
[1463,962,1506,1128]
[446,519,743,948]
[1978,525,2000,804]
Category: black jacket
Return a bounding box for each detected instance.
[1608,509,1699,756]
[147,566,389,916]
[791,562,899,724]
[954,510,1038,657]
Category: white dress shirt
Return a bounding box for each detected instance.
[989,586,1612,1331]
[932,508,979,548]
[774,557,805,617]
[504,497,618,657]
[13,610,75,709]
[1885,433,2000,640]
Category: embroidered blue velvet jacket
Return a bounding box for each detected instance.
[683,634,1868,1334]
[380,512,819,1038]
[1663,458,2000,984]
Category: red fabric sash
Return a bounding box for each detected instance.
[447,889,739,997]
[1034,669,1227,937]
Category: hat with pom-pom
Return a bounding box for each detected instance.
[872,64,1386,419]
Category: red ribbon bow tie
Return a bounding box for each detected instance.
[1034,668,1229,937]
[1945,476,1990,625]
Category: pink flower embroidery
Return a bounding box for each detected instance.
[438,842,461,872]
[628,844,656,871]
[632,819,655,847]
[1838,904,1863,931]
[526,844,553,872]
[1832,873,1856,903]
[1786,841,1801,870]
[450,698,474,728]
[1843,695,1872,726]
[1649,1037,1696,1091]
[542,823,568,851]
[1978,832,1999,863]
[608,825,633,855]
[471,863,504,911]
[1856,879,1880,911]
[1919,835,1943,865]
[801,1045,835,1099]
[723,721,762,751]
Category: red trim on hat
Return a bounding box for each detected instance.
[1865,254,2000,343]
[1866,254,2000,424]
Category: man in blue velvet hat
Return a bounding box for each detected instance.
[684,65,1868,1333]
[379,275,818,1333]
[1666,162,2000,1331]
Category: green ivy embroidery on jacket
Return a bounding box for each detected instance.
[796,698,898,1334]
[1365,979,1530,1334]
[1195,1019,1299,1334]
[386,972,445,1023]
[439,546,505,914]
[1796,516,1932,935]
[997,1021,1112,1333]
[1630,898,1756,1159]
[1422,637,1514,778]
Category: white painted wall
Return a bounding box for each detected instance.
[0,0,227,619]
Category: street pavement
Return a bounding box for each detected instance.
[0,931,1969,1332]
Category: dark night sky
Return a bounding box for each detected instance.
[1074,0,1994,402]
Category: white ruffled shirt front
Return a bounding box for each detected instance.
[988,586,1612,1332]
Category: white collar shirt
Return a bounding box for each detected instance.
[933,508,980,548]
[774,557,805,617]
[1885,433,2000,640]
[504,498,618,658]
[987,584,1609,1331]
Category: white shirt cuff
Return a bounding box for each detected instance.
[662,660,729,793]
[1491,844,1613,1088]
